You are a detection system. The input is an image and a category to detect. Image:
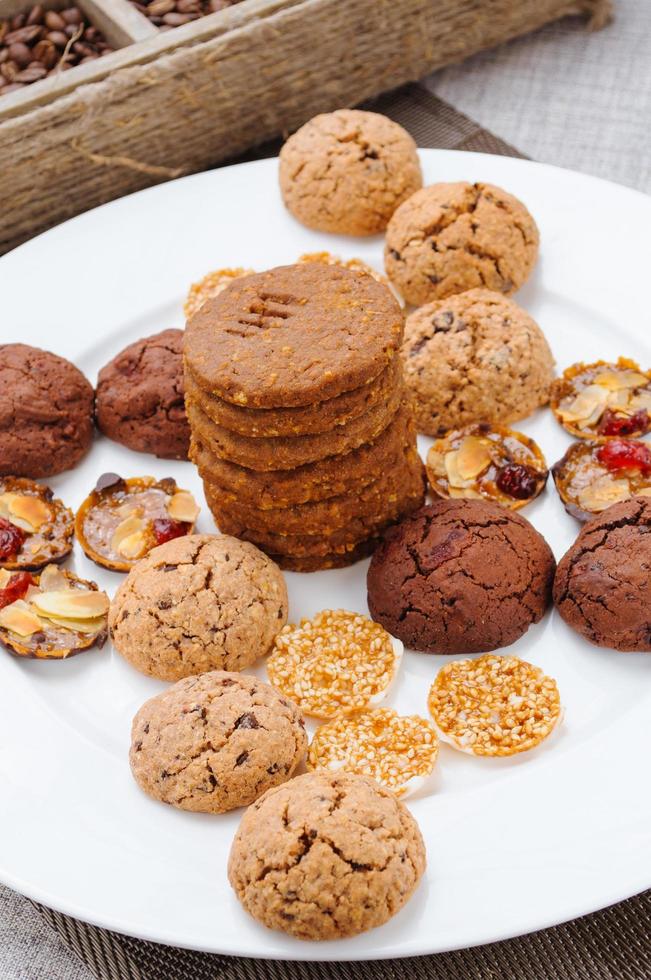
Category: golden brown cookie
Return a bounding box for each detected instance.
[228,771,426,940]
[109,534,288,680]
[401,289,555,436]
[184,356,402,439]
[385,182,539,305]
[279,109,422,236]
[0,477,74,570]
[552,439,651,521]
[190,399,418,509]
[550,358,651,440]
[183,263,403,408]
[129,671,306,814]
[186,379,402,471]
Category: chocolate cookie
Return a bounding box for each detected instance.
[0,343,94,478]
[184,356,402,439]
[130,671,306,814]
[367,498,555,654]
[183,263,403,408]
[385,182,539,305]
[553,496,651,651]
[401,289,555,437]
[109,534,288,680]
[186,379,402,471]
[96,329,189,460]
[228,771,426,940]
[279,109,422,236]
[190,399,418,509]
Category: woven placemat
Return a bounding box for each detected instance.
[28,82,650,979]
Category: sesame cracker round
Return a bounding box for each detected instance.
[266,609,402,719]
[428,654,562,757]
[307,708,439,797]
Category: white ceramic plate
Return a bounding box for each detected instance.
[1,151,651,961]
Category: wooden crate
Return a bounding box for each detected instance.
[1,0,611,253]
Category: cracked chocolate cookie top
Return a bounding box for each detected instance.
[130,670,306,814]
[0,343,94,478]
[553,496,651,651]
[96,328,189,460]
[109,533,288,681]
[279,109,422,236]
[184,263,403,409]
[227,770,426,940]
[400,289,555,437]
[384,181,539,306]
[367,498,555,654]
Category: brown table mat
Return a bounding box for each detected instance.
[28,81,650,979]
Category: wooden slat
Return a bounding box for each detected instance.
[80,0,157,45]
[0,0,303,123]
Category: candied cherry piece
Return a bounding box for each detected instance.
[0,571,33,610]
[496,463,540,500]
[597,439,651,474]
[0,518,27,562]
[152,518,189,546]
[598,408,650,437]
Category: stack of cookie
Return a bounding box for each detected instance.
[183,262,425,570]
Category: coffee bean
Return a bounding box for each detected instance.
[33,39,57,69]
[0,61,17,82]
[148,0,176,13]
[14,64,46,82]
[61,7,83,25]
[44,10,66,30]
[27,5,45,26]
[129,0,239,26]
[5,25,43,45]
[177,0,202,11]
[45,30,69,47]
[7,42,31,68]
[11,14,27,30]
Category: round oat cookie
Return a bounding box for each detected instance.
[0,343,94,478]
[186,378,402,471]
[184,356,402,439]
[401,289,555,437]
[279,109,422,236]
[190,399,418,509]
[109,534,288,680]
[129,671,306,813]
[385,182,539,305]
[228,770,426,940]
[367,498,555,654]
[553,496,651,651]
[96,329,189,460]
[183,263,403,409]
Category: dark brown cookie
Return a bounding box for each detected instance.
[184,356,401,438]
[186,380,402,471]
[183,263,403,408]
[367,498,555,654]
[553,496,651,651]
[0,343,94,478]
[96,329,189,460]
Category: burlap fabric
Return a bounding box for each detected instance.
[21,82,650,977]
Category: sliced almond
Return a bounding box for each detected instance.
[6,493,52,532]
[0,600,44,637]
[167,491,199,524]
[628,391,651,414]
[636,487,651,498]
[0,569,11,590]
[578,476,630,513]
[31,589,109,621]
[595,370,648,391]
[38,564,71,592]
[426,449,447,477]
[111,515,145,554]
[557,385,609,424]
[116,501,144,519]
[445,451,473,489]
[116,530,148,560]
[36,613,106,636]
[454,436,492,481]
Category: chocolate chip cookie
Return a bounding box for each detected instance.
[0,343,94,477]
[130,671,306,813]
[385,182,539,305]
[109,533,288,680]
[367,498,555,654]
[228,771,426,940]
[553,496,651,651]
[96,328,189,460]
[279,109,422,236]
[401,289,555,436]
